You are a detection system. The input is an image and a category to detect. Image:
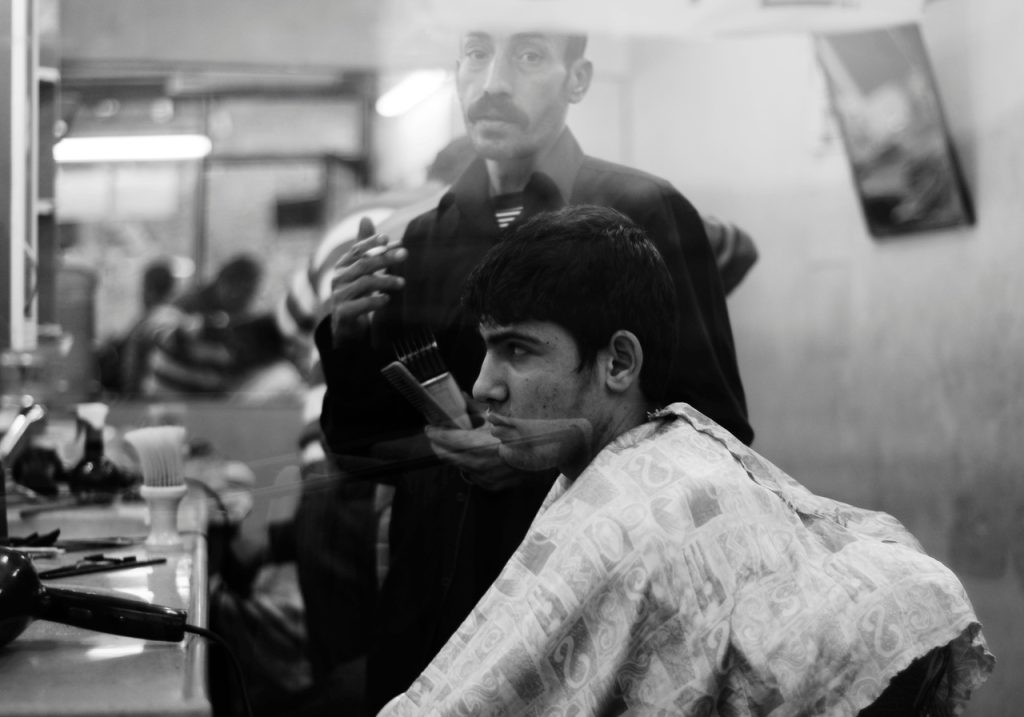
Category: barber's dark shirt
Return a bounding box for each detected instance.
[316,128,752,711]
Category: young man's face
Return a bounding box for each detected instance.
[456,32,582,162]
[473,319,607,477]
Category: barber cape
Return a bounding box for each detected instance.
[381,403,993,716]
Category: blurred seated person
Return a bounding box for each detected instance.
[381,206,994,716]
[97,258,178,396]
[142,254,295,400]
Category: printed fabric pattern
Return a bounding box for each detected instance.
[382,403,994,716]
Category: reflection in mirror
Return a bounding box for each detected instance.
[815,24,974,238]
[54,54,377,403]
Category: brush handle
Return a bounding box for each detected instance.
[141,484,187,548]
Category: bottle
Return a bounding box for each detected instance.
[68,403,130,497]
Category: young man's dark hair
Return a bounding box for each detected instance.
[462,205,679,406]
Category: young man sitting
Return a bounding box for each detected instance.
[381,205,993,716]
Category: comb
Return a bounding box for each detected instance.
[381,361,466,429]
[384,333,471,429]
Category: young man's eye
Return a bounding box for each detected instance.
[502,342,530,360]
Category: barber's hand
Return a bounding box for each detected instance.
[329,217,407,344]
[424,425,524,492]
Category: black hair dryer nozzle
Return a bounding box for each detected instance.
[0,547,186,647]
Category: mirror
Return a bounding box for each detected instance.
[52,3,391,402]
[815,24,974,238]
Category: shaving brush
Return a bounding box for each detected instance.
[125,426,188,548]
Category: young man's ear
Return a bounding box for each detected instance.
[565,58,593,104]
[603,330,643,394]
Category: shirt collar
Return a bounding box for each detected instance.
[532,128,584,203]
[444,127,584,211]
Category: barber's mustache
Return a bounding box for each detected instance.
[466,95,529,128]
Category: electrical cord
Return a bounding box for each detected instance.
[184,623,254,717]
[184,477,232,522]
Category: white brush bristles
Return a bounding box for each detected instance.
[125,426,187,488]
[76,402,109,430]
[126,426,188,548]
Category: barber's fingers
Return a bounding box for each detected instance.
[328,261,403,342]
[333,235,407,275]
[331,270,404,304]
[357,216,377,240]
[331,246,406,292]
[337,232,385,266]
[424,426,503,468]
[426,438,458,464]
[329,288,394,341]
[425,425,481,451]
[327,215,406,342]
[331,291,392,326]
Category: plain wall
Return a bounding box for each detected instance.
[625,1,1022,713]
[60,0,380,69]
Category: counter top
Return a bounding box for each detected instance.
[0,494,210,717]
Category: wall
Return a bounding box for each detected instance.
[60,0,381,70]
[627,1,1022,712]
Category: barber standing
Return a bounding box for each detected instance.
[316,27,752,712]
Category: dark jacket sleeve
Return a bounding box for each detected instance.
[314,311,432,475]
[702,215,759,296]
[314,211,447,475]
[625,184,753,445]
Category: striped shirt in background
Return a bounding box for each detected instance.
[143,306,257,397]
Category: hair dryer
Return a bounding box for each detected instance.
[0,547,186,648]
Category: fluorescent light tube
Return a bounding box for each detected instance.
[54,134,213,163]
[375,70,449,118]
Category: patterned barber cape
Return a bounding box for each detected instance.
[381,403,993,716]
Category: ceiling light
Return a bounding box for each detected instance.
[53,134,213,163]
[375,70,450,118]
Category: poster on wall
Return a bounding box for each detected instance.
[815,24,975,238]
